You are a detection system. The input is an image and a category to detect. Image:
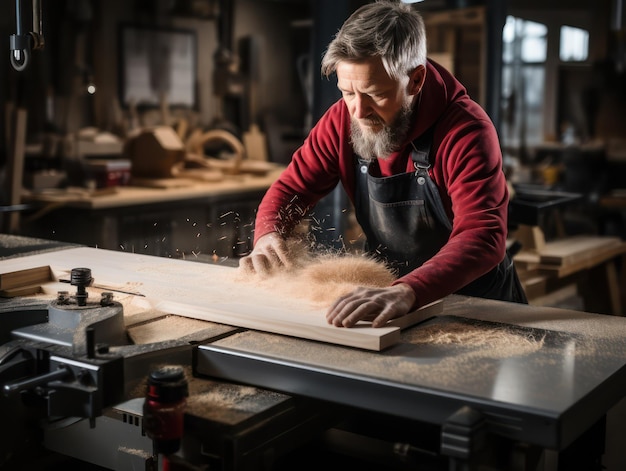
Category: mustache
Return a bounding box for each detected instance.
[361,116,383,126]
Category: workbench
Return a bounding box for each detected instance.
[18,170,282,259]
[512,230,626,315]
[2,235,626,470]
[508,185,626,314]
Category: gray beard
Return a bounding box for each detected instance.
[350,103,413,162]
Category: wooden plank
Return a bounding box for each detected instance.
[387,300,442,329]
[152,297,441,351]
[538,236,623,266]
[3,247,441,351]
[0,266,51,290]
[0,284,43,298]
[537,242,626,278]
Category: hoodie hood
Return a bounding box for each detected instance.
[404,59,470,145]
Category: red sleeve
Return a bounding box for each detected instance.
[393,112,509,308]
[253,102,354,243]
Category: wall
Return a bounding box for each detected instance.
[1,0,310,153]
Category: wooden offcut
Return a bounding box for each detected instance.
[0,266,51,290]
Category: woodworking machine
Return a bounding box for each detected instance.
[2,235,626,471]
[0,258,328,471]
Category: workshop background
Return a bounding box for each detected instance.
[1,1,626,321]
[2,1,626,471]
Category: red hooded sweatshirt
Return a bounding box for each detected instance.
[253,60,509,309]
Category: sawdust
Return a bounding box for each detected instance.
[213,317,550,394]
[186,379,259,411]
[117,447,151,459]
[184,366,289,424]
[235,241,396,308]
[403,320,545,350]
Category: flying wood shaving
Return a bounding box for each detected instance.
[235,240,396,307]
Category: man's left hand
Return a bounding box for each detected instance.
[326,283,416,328]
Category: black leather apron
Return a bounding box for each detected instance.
[353,130,527,304]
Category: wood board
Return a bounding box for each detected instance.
[0,266,51,290]
[538,236,623,266]
[0,247,441,351]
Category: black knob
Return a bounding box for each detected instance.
[70,268,92,306]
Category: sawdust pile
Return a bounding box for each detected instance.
[215,329,546,393]
[186,382,258,410]
[184,366,288,422]
[236,242,397,308]
[403,320,545,352]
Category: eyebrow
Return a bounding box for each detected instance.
[337,82,387,94]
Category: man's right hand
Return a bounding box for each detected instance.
[238,232,292,276]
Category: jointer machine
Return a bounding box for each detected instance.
[1,235,626,471]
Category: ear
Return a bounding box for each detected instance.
[407,65,426,96]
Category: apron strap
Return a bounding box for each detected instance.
[409,127,452,231]
[410,127,434,169]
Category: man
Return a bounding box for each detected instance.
[240,0,526,328]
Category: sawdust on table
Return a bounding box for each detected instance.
[117,447,151,459]
[235,240,397,308]
[215,318,550,391]
[129,365,287,423]
[185,377,260,417]
[403,321,545,350]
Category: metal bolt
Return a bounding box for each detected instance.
[100,292,114,306]
[57,291,70,303]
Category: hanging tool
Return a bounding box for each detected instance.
[10,0,45,71]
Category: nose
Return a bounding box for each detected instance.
[352,94,372,120]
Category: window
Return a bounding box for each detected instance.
[560,25,589,62]
[500,16,548,155]
[118,25,197,109]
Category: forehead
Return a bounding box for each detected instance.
[336,57,396,88]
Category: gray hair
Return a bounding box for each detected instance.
[321,1,427,81]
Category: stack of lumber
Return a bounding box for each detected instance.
[515,235,625,277]
[513,235,626,314]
